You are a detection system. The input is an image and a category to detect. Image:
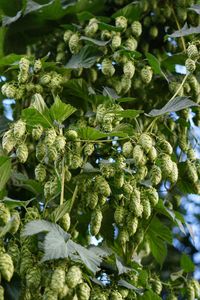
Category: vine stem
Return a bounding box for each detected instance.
[168,73,189,103]
[60,157,65,206]
[171,7,186,52]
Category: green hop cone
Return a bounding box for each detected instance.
[131,21,142,37]
[44,128,57,145]
[122,141,133,157]
[187,44,199,59]
[95,176,111,197]
[115,16,127,30]
[9,211,20,234]
[1,83,17,99]
[63,30,73,43]
[102,58,115,77]
[33,59,42,73]
[85,18,98,37]
[77,282,91,300]
[32,125,43,140]
[7,241,20,267]
[141,198,151,219]
[119,288,129,298]
[13,119,26,139]
[114,206,125,226]
[90,209,103,236]
[187,284,195,300]
[26,266,41,289]
[125,37,138,51]
[35,163,46,182]
[168,162,179,184]
[2,129,16,153]
[149,165,162,185]
[111,33,122,50]
[44,179,58,199]
[151,277,162,295]
[186,161,198,183]
[185,58,196,73]
[110,291,123,300]
[0,252,14,281]
[127,214,138,236]
[59,213,71,231]
[0,203,11,226]
[16,143,28,163]
[141,66,153,84]
[158,139,173,155]
[160,154,173,178]
[43,287,58,300]
[0,286,4,300]
[65,265,82,288]
[129,189,143,217]
[69,33,81,54]
[132,145,145,166]
[84,143,95,156]
[123,61,135,79]
[66,129,78,141]
[118,228,129,246]
[50,267,65,292]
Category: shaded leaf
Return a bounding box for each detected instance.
[138,290,161,300]
[118,279,144,294]
[66,45,102,69]
[2,11,22,26]
[113,109,143,118]
[180,253,195,273]
[188,4,200,15]
[112,2,141,21]
[80,36,110,46]
[115,97,136,103]
[0,156,11,191]
[50,200,73,223]
[50,96,76,123]
[98,21,122,32]
[2,197,34,209]
[116,257,132,275]
[148,96,199,117]
[146,53,168,82]
[169,23,200,38]
[77,127,108,140]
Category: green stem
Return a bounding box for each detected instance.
[60,158,65,206]
[171,7,186,52]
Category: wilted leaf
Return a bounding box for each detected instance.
[0,156,11,191]
[180,253,195,273]
[148,97,199,117]
[66,45,102,69]
[50,96,76,123]
[169,23,200,38]
[80,36,110,46]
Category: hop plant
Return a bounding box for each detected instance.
[0,286,4,300]
[132,145,145,166]
[114,206,125,225]
[95,176,111,197]
[59,213,71,231]
[123,61,135,79]
[77,282,91,300]
[26,266,41,289]
[69,33,81,54]
[32,125,43,140]
[110,291,123,300]
[47,145,58,161]
[85,18,98,37]
[187,44,199,59]
[151,277,162,295]
[138,133,153,153]
[35,163,46,182]
[149,165,162,185]
[65,265,82,288]
[122,141,133,157]
[55,135,66,151]
[185,58,196,73]
[0,203,10,226]
[9,211,20,234]
[115,16,127,30]
[33,59,42,73]
[19,57,30,72]
[43,287,58,300]
[131,21,142,37]
[50,267,65,292]
[90,209,103,236]
[2,129,16,153]
[0,252,14,281]
[168,162,179,184]
[13,119,26,139]
[63,29,73,43]
[141,66,153,84]
[36,141,46,161]
[146,187,159,206]
[16,143,28,163]
[127,214,138,236]
[102,58,115,77]
[111,33,122,49]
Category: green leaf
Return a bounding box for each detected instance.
[77,11,94,22]
[80,36,110,46]
[149,236,167,266]
[113,109,143,118]
[77,127,108,140]
[146,53,168,82]
[2,197,34,209]
[148,96,199,117]
[65,45,102,69]
[118,279,144,294]
[50,200,73,223]
[189,4,200,14]
[138,290,162,300]
[112,2,141,21]
[22,107,52,128]
[50,96,76,123]
[0,156,11,191]
[115,97,136,103]
[180,253,195,273]
[169,23,200,38]
[0,53,24,68]
[98,21,122,32]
